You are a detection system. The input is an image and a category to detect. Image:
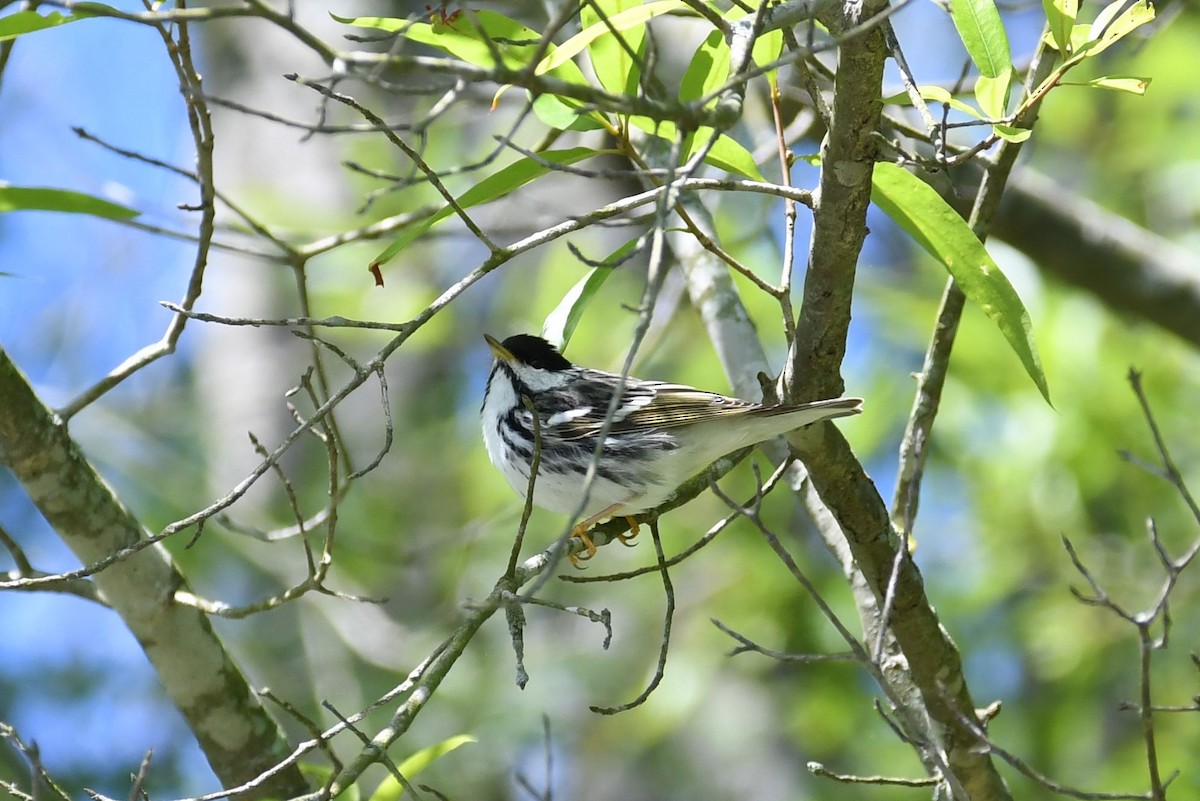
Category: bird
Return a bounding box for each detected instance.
[481,333,862,562]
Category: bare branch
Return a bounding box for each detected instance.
[711,618,856,662]
[0,348,307,798]
[808,761,939,787]
[590,521,675,715]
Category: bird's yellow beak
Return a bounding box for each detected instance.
[484,334,515,362]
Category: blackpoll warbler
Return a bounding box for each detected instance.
[481,334,862,560]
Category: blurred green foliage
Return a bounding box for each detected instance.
[2,1,1199,799]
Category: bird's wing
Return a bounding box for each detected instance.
[615,382,759,428]
[541,376,759,440]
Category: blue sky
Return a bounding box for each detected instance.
[0,6,213,794]
[0,8,195,395]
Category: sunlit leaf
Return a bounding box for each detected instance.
[871,162,1050,403]
[582,0,646,95]
[536,0,682,76]
[680,29,728,104]
[1041,0,1078,53]
[688,128,763,180]
[884,85,986,119]
[0,5,115,41]
[1062,75,1151,94]
[0,10,76,40]
[680,10,782,107]
[335,11,587,84]
[1083,0,1154,56]
[0,185,139,219]
[626,115,677,138]
[749,19,784,70]
[531,94,608,131]
[991,123,1033,142]
[1068,22,1094,51]
[371,147,600,269]
[948,0,1012,79]
[409,11,545,71]
[330,13,407,32]
[974,70,1012,119]
[625,117,763,180]
[542,246,633,349]
[367,735,476,801]
[1048,0,1155,67]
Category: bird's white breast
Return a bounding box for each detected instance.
[481,369,642,518]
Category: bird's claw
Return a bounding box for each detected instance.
[568,527,598,569]
[616,516,641,547]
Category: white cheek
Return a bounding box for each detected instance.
[515,367,564,393]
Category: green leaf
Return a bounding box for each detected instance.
[973,70,1012,119]
[543,258,624,350]
[582,0,646,95]
[688,128,764,180]
[417,11,543,71]
[0,10,76,40]
[948,0,1012,78]
[537,0,682,76]
[625,116,763,180]
[679,9,782,106]
[0,185,139,219]
[336,11,587,84]
[1041,22,1092,54]
[991,123,1033,142]
[329,13,408,33]
[680,29,728,104]
[371,147,600,268]
[367,735,476,801]
[1041,0,1078,53]
[884,85,986,119]
[890,81,1028,141]
[531,94,607,131]
[1062,75,1151,94]
[0,5,115,41]
[749,21,784,71]
[871,162,1050,403]
[1083,0,1154,57]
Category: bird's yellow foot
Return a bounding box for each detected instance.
[617,516,640,547]
[562,503,629,567]
[568,525,598,569]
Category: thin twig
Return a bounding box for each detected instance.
[508,395,544,577]
[709,481,871,669]
[946,700,1155,800]
[590,521,674,714]
[560,457,794,583]
[711,618,855,662]
[59,7,219,419]
[769,73,799,340]
[287,74,501,255]
[808,762,939,787]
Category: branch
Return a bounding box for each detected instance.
[656,88,976,799]
[780,0,1012,795]
[320,530,624,796]
[993,168,1200,352]
[783,0,886,400]
[0,348,306,799]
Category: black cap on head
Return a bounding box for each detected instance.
[502,334,572,371]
